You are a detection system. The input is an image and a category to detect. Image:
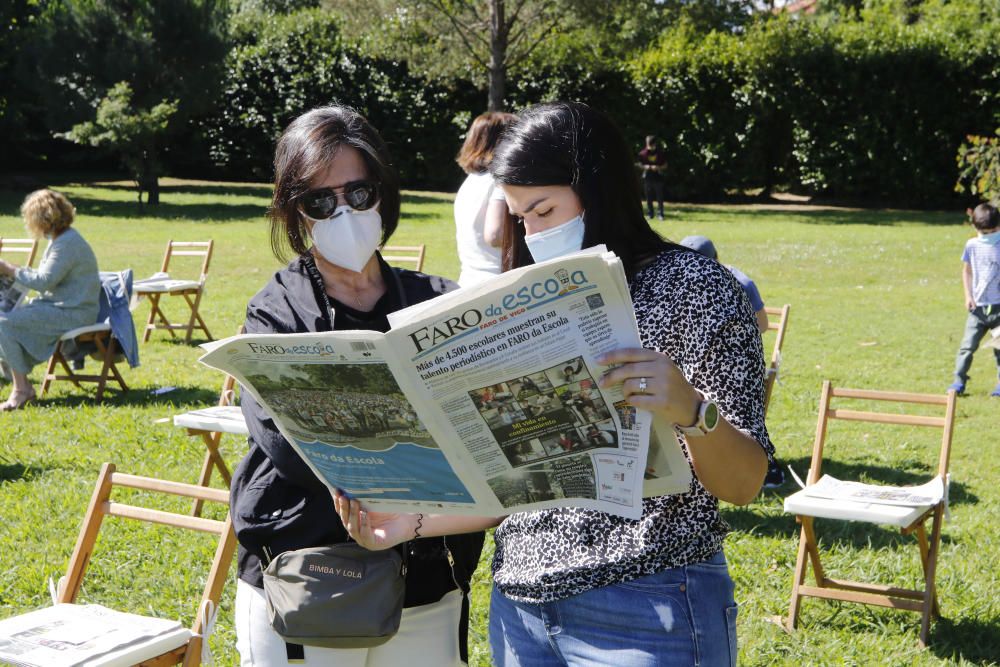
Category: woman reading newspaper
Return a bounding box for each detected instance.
[229,106,485,666]
[335,102,774,666]
[0,189,99,410]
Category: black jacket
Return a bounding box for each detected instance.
[231,253,486,608]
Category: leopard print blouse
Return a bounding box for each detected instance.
[491,248,775,603]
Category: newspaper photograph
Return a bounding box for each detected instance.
[200,332,479,512]
[201,248,691,519]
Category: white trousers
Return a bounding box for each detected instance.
[235,579,465,666]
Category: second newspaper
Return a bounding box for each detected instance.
[200,247,690,520]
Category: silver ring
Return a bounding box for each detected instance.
[638,377,647,393]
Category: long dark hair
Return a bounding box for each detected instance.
[490,101,674,276]
[269,106,401,260]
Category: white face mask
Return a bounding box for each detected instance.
[524,214,585,263]
[308,205,383,273]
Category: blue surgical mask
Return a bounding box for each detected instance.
[524,214,585,263]
[979,229,1000,246]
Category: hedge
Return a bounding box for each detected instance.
[630,12,1000,204]
[197,7,1000,204]
[204,9,480,190]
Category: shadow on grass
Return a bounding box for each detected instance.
[33,385,219,410]
[67,194,265,223]
[401,210,450,222]
[88,182,274,199]
[150,336,218,349]
[0,462,45,484]
[677,206,958,227]
[402,193,454,206]
[930,616,1000,664]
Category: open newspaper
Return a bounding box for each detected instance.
[200,247,690,520]
[0,274,29,313]
[0,604,190,667]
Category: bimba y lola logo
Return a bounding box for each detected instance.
[408,268,589,354]
[309,562,363,579]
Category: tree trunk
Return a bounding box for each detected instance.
[146,175,160,206]
[488,0,507,111]
[141,149,160,206]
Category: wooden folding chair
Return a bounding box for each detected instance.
[380,244,426,271]
[783,381,957,646]
[0,237,39,268]
[40,322,128,401]
[53,462,237,666]
[172,326,248,516]
[136,240,214,343]
[763,304,791,415]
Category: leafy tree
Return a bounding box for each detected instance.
[327,0,756,111]
[0,1,45,165]
[61,82,178,206]
[21,0,228,196]
[328,0,566,110]
[208,8,479,188]
[956,130,1000,204]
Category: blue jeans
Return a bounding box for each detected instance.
[489,551,738,667]
[953,305,1000,383]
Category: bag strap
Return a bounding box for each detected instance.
[443,536,471,663]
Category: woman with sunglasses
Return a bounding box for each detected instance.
[335,102,773,666]
[230,105,485,667]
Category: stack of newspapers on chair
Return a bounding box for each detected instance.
[0,603,190,667]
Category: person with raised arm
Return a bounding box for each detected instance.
[336,102,772,667]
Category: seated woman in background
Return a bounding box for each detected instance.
[454,111,517,287]
[0,189,99,410]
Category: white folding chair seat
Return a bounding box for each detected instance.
[783,490,932,527]
[41,323,128,402]
[173,405,248,436]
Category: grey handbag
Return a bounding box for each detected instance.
[261,542,407,649]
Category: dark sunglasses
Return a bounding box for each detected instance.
[296,181,380,219]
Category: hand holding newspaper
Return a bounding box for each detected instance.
[200,247,690,519]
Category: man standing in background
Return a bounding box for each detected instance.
[637,135,667,221]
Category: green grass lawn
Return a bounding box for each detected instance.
[1,179,998,666]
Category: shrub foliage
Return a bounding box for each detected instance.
[7,2,999,204]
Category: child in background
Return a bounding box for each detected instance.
[948,203,1000,397]
[679,234,785,489]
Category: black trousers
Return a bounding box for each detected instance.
[643,175,665,218]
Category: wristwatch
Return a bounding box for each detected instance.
[675,397,719,437]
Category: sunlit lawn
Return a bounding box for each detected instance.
[0,178,997,665]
